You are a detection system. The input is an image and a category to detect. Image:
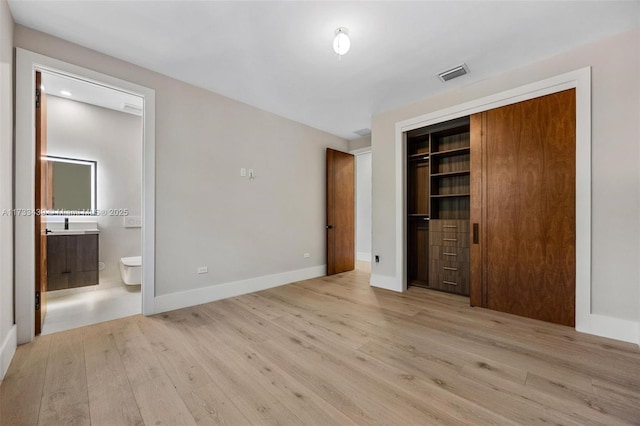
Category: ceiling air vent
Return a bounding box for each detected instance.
[438,63,469,82]
[353,128,371,137]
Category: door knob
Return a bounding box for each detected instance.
[326,225,334,229]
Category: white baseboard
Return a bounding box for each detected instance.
[153,265,326,314]
[369,274,402,292]
[356,252,371,262]
[579,314,640,345]
[0,325,17,380]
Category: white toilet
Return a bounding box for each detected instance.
[119,256,141,285]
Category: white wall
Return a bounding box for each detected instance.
[349,135,371,152]
[0,0,15,379]
[371,29,640,324]
[14,26,348,305]
[356,152,372,261]
[46,95,142,287]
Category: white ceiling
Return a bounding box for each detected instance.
[10,1,640,140]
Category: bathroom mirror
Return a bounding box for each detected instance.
[45,156,97,215]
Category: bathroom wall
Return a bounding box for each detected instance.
[0,0,15,379]
[46,95,142,288]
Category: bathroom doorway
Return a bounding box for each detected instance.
[15,49,156,344]
[37,70,144,334]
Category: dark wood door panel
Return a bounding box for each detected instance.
[326,148,355,275]
[47,274,69,292]
[482,89,576,326]
[76,234,99,272]
[46,236,67,275]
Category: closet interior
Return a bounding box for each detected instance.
[406,116,470,296]
[405,89,576,326]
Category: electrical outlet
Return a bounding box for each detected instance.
[197,266,208,274]
[303,253,310,258]
[240,168,246,177]
[375,255,380,263]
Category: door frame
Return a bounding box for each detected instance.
[390,67,592,335]
[15,48,156,344]
[350,147,372,263]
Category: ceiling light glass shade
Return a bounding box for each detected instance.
[333,27,350,56]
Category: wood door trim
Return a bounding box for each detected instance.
[34,71,47,336]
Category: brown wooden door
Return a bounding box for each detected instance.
[470,89,576,326]
[326,148,355,275]
[35,71,48,335]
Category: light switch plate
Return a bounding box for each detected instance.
[124,216,142,228]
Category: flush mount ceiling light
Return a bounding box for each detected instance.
[333,27,350,56]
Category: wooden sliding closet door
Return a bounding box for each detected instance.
[470,89,576,326]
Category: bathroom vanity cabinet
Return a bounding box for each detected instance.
[47,234,99,291]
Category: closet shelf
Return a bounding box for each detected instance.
[430,146,470,157]
[431,193,470,198]
[431,170,470,178]
[408,152,429,159]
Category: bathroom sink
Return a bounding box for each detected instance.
[47,229,99,235]
[45,220,99,235]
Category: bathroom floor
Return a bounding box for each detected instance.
[42,285,142,335]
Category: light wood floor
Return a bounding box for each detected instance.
[2,265,640,425]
